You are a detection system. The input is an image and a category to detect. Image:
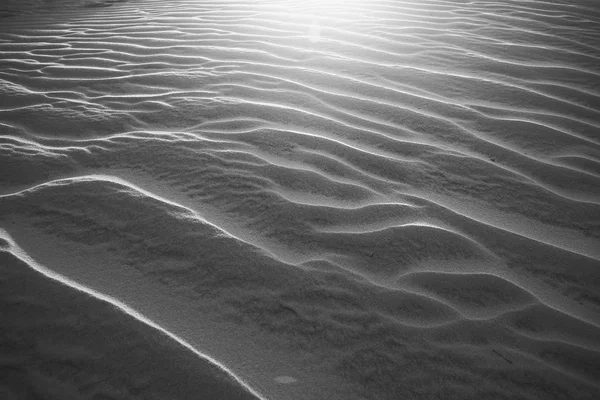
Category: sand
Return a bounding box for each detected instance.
[0,237,262,400]
[1,0,599,399]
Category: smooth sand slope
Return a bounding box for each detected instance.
[1,0,600,399]
[0,235,262,400]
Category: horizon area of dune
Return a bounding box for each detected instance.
[1,0,600,399]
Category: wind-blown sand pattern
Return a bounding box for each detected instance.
[1,0,600,399]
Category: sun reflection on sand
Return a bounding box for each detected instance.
[2,0,600,399]
[254,0,384,44]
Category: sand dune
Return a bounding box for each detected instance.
[0,234,263,400]
[1,0,600,399]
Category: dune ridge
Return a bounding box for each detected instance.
[2,0,600,399]
[0,229,265,400]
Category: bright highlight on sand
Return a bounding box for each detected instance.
[1,0,599,399]
[0,229,269,400]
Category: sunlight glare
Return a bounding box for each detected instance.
[258,0,377,44]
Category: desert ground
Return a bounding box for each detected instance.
[1,0,600,399]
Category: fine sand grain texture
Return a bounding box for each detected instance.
[0,236,262,400]
[1,0,600,399]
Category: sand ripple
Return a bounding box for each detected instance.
[1,0,600,399]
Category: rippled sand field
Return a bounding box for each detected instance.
[1,0,600,399]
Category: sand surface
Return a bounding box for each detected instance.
[1,0,600,399]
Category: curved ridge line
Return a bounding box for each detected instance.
[0,173,292,264]
[317,221,497,258]
[504,324,600,354]
[404,190,600,261]
[397,270,600,329]
[0,228,269,400]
